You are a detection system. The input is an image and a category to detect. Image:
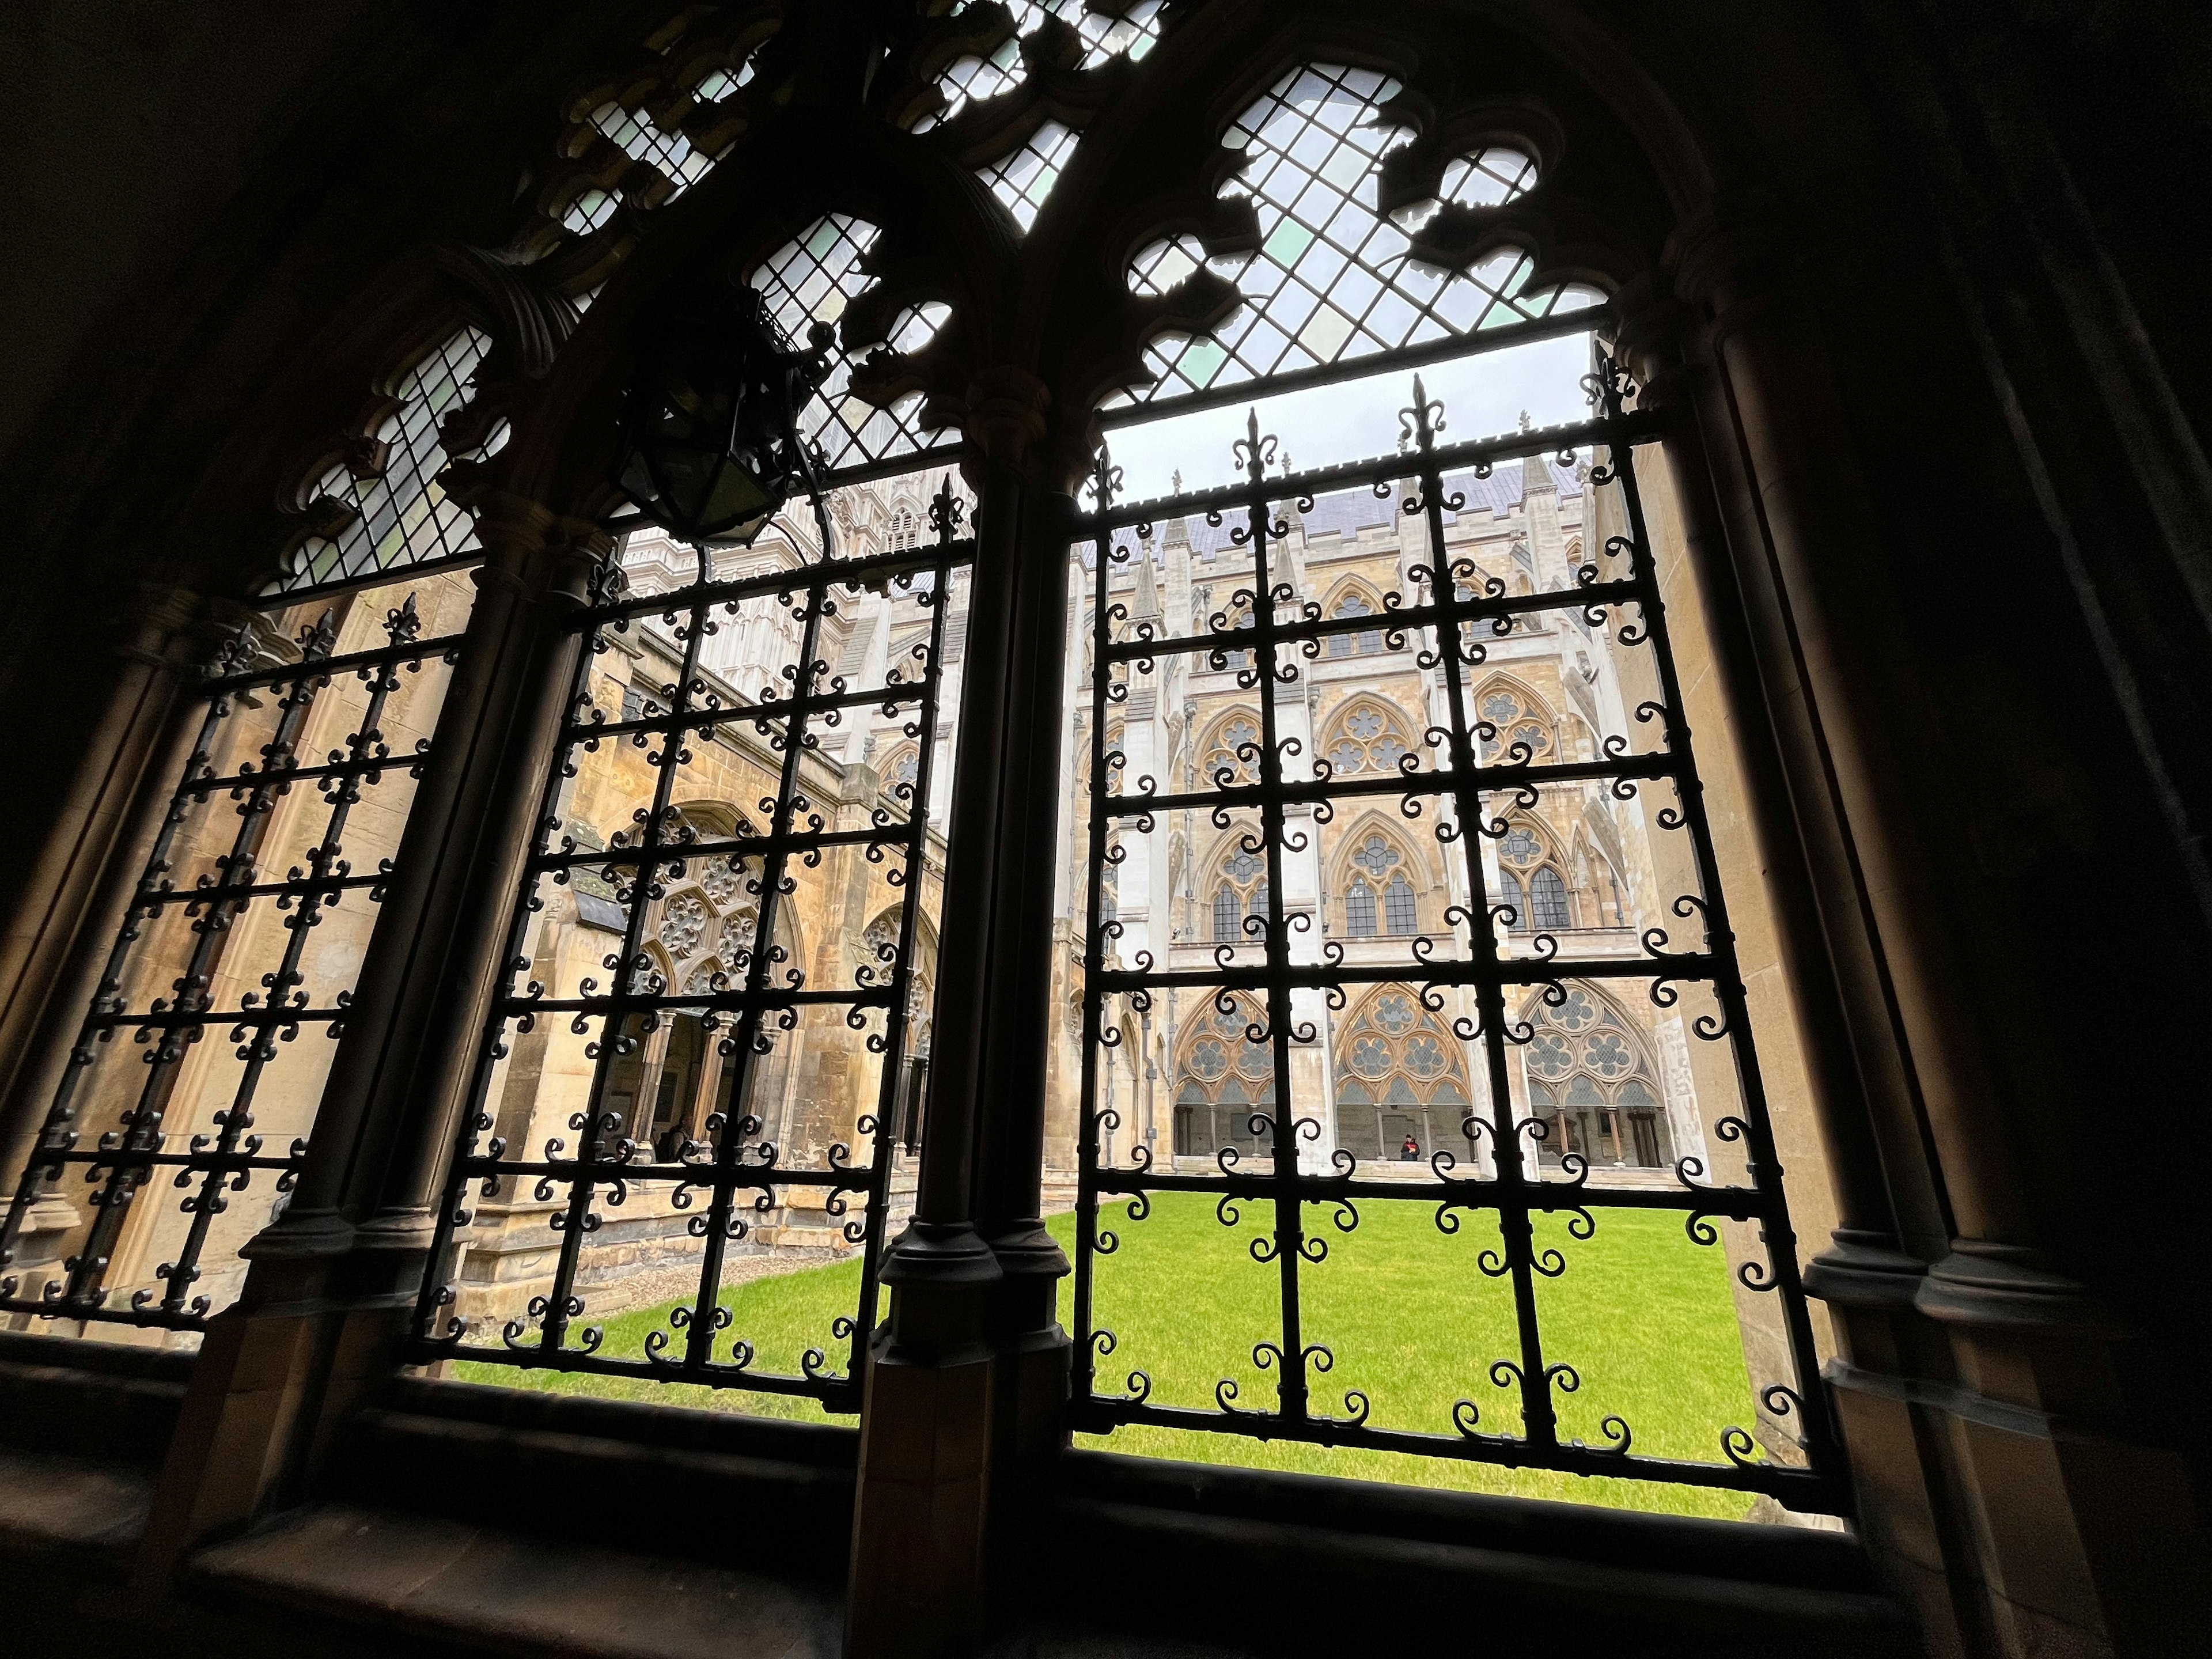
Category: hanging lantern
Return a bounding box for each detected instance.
[617,271,834,544]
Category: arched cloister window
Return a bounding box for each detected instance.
[1171,994,1275,1160]
[1198,711,1263,786]
[1333,987,1475,1165]
[1519,983,1672,1170]
[1210,842,1267,942]
[1338,830,1421,938]
[1324,584,1385,656]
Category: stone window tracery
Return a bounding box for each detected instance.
[1171,995,1274,1159]
[1201,714,1262,786]
[285,329,494,591]
[1475,681,1556,765]
[1321,698,1414,776]
[749,215,936,475]
[1340,832,1418,938]
[1520,984,1670,1169]
[1211,842,1267,943]
[1325,588,1385,656]
[1332,987,1474,1163]
[1495,819,1573,934]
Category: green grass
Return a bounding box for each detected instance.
[456,1196,1762,1520]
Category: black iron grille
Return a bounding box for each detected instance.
[0,586,467,1332]
[1069,349,1844,1513]
[411,483,970,1411]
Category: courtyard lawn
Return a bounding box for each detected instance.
[456,1195,1764,1520]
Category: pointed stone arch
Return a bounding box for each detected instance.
[1470,671,1560,766]
[1332,984,1476,1166]
[1515,980,1671,1170]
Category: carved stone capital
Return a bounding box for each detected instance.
[466,490,615,606]
[955,366,1052,474]
[111,582,206,669]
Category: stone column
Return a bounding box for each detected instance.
[846,365,1080,1658]
[1657,221,2199,1657]
[0,585,215,1322]
[130,499,607,1587]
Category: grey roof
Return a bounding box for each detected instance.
[1091,459,1581,569]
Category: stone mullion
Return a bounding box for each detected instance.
[0,587,214,1262]
[130,498,607,1591]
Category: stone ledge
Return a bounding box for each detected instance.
[190,1502,842,1659]
[0,1446,153,1564]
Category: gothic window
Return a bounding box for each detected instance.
[1384,874,1418,936]
[284,329,494,591]
[1202,715,1262,786]
[884,744,922,795]
[749,215,941,475]
[1321,699,1414,777]
[1332,987,1476,1165]
[1495,869,1524,929]
[1341,834,1416,937]
[980,120,1081,232]
[1520,985,1671,1170]
[1326,590,1384,656]
[1210,843,1267,942]
[1124,66,1596,400]
[1169,997,1276,1160]
[1497,820,1573,934]
[1475,682,1556,765]
[1529,866,1571,931]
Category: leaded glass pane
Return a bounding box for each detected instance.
[1123,63,1600,402]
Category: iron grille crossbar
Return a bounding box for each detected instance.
[567,679,927,747]
[203,631,467,696]
[1089,958,1726,994]
[1085,410,1662,535]
[1099,578,1644,664]
[124,869,392,915]
[1067,348,1847,1513]
[1071,1395,1830,1504]
[0,593,454,1331]
[410,483,971,1408]
[586,542,953,626]
[1094,750,1678,818]
[1088,1168,1767,1218]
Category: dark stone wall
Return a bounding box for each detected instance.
[1,0,2205,1523]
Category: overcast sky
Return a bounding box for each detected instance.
[1096,328,1597,502]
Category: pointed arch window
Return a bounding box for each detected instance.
[1475,684,1556,765]
[1332,987,1476,1165]
[1327,591,1384,656]
[1211,885,1240,943]
[1498,821,1573,934]
[1529,866,1571,931]
[1384,874,1418,936]
[1520,984,1671,1170]
[1323,700,1414,777]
